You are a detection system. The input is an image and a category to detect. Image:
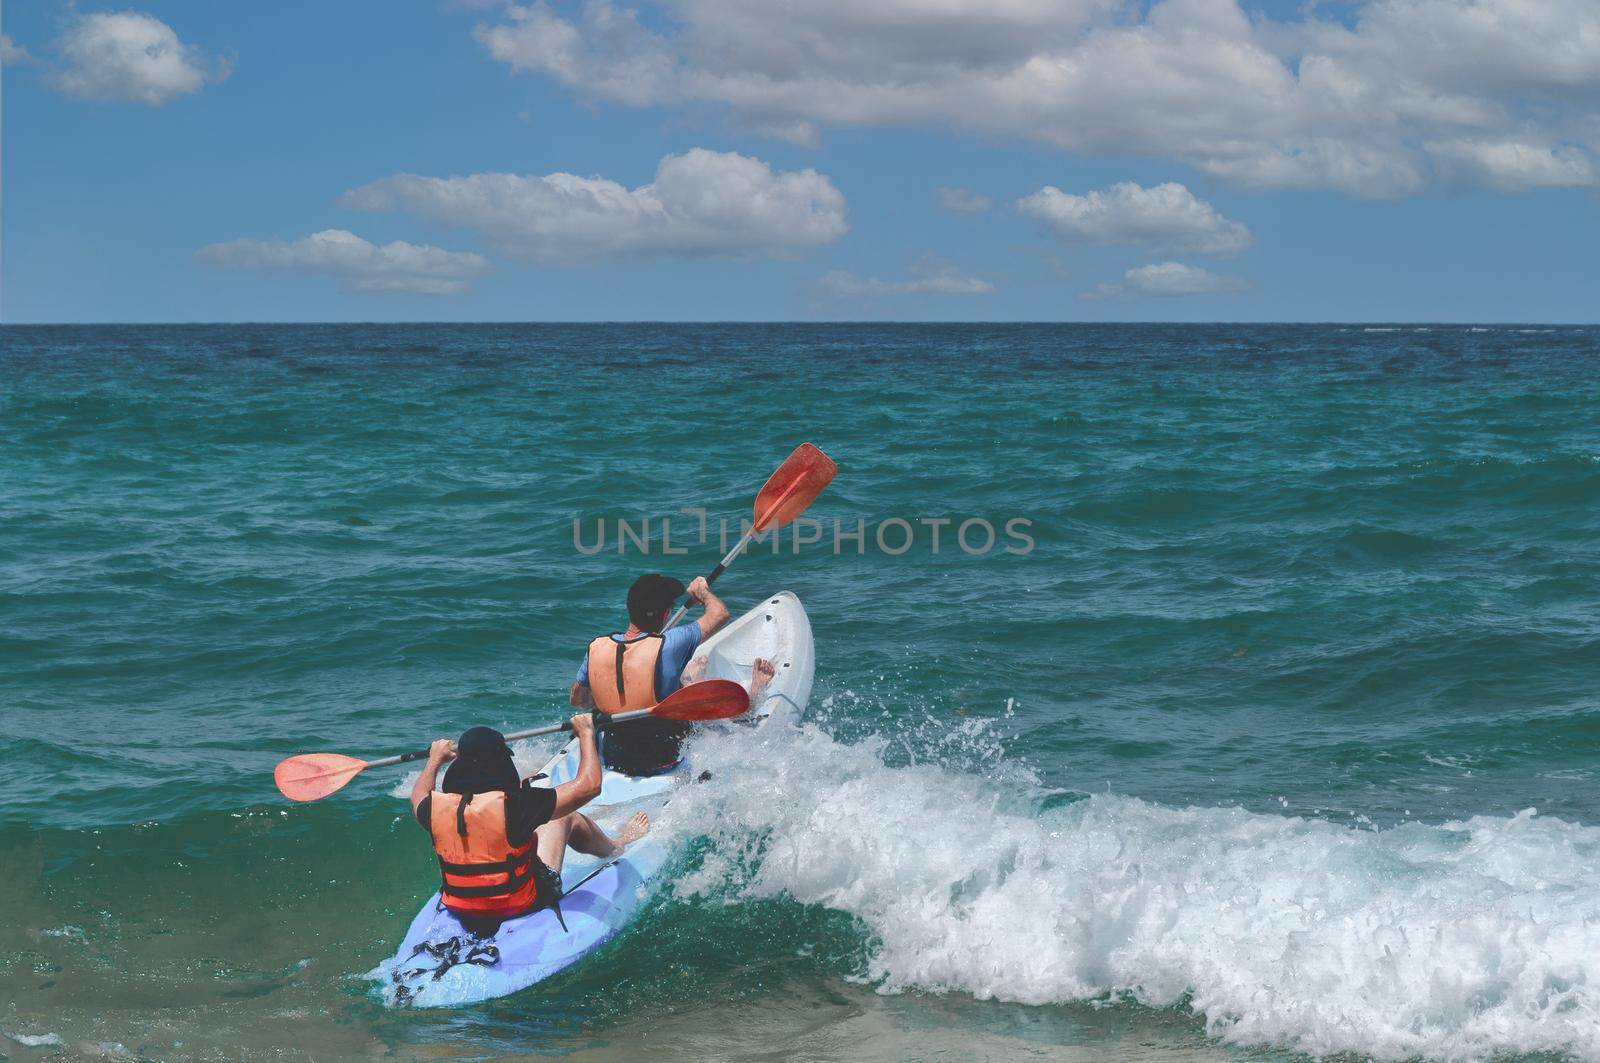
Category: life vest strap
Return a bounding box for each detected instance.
[589,631,665,713]
[437,850,534,876]
[441,872,535,899]
[438,860,537,899]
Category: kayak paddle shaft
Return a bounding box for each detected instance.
[662,527,755,631]
[660,441,835,632]
[366,706,661,770]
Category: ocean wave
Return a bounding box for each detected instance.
[669,721,1600,1061]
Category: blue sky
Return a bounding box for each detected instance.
[4,0,1598,322]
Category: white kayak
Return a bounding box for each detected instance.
[379,591,814,1007]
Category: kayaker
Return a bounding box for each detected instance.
[570,573,773,775]
[409,716,647,936]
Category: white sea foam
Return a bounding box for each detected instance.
[0,1027,65,1047]
[41,924,86,940]
[666,721,1600,1061]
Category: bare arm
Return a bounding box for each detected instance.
[549,713,603,819]
[569,681,595,709]
[409,738,455,818]
[686,576,731,640]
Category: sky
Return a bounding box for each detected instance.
[3,0,1598,323]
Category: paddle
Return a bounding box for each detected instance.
[273,678,750,803]
[662,441,836,631]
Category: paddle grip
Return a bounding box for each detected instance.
[663,527,755,630]
[663,562,724,631]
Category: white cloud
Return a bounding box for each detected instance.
[196,230,490,295]
[1425,138,1598,191]
[819,258,996,297]
[2,34,31,66]
[51,11,228,105]
[741,117,821,148]
[1018,181,1252,255]
[341,148,848,261]
[473,1,672,107]
[471,0,1600,197]
[1082,261,1247,300]
[936,187,993,214]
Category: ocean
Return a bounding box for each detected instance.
[2,323,1598,1061]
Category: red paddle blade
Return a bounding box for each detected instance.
[274,752,370,802]
[652,678,751,721]
[753,442,836,532]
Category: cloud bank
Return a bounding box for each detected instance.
[341,148,847,261]
[1083,261,1248,300]
[820,258,995,297]
[1019,181,1252,256]
[52,11,228,105]
[196,230,490,295]
[470,0,1600,196]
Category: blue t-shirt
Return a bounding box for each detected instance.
[575,624,702,699]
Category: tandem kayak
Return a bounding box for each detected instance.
[380,591,815,1007]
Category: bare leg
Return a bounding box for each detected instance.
[749,657,776,700]
[536,811,650,872]
[604,811,650,850]
[533,814,575,873]
[687,654,774,699]
[681,656,709,684]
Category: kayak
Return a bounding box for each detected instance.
[379,591,814,1007]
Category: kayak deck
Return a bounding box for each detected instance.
[699,591,814,723]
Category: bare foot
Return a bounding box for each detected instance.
[749,657,776,700]
[681,656,709,684]
[615,811,650,849]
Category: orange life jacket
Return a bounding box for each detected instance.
[429,791,540,918]
[586,632,664,713]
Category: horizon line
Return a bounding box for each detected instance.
[4,320,1597,328]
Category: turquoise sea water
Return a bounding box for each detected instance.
[2,323,1599,1061]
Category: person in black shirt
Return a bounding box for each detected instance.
[409,715,647,934]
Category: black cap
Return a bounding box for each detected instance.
[442,726,520,795]
[627,573,685,630]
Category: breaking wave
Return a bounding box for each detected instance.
[666,719,1600,1060]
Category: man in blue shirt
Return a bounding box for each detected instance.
[571,573,762,775]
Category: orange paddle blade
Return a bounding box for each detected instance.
[753,442,836,531]
[652,678,751,721]
[274,752,370,802]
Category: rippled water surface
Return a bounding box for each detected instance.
[2,323,1598,1060]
